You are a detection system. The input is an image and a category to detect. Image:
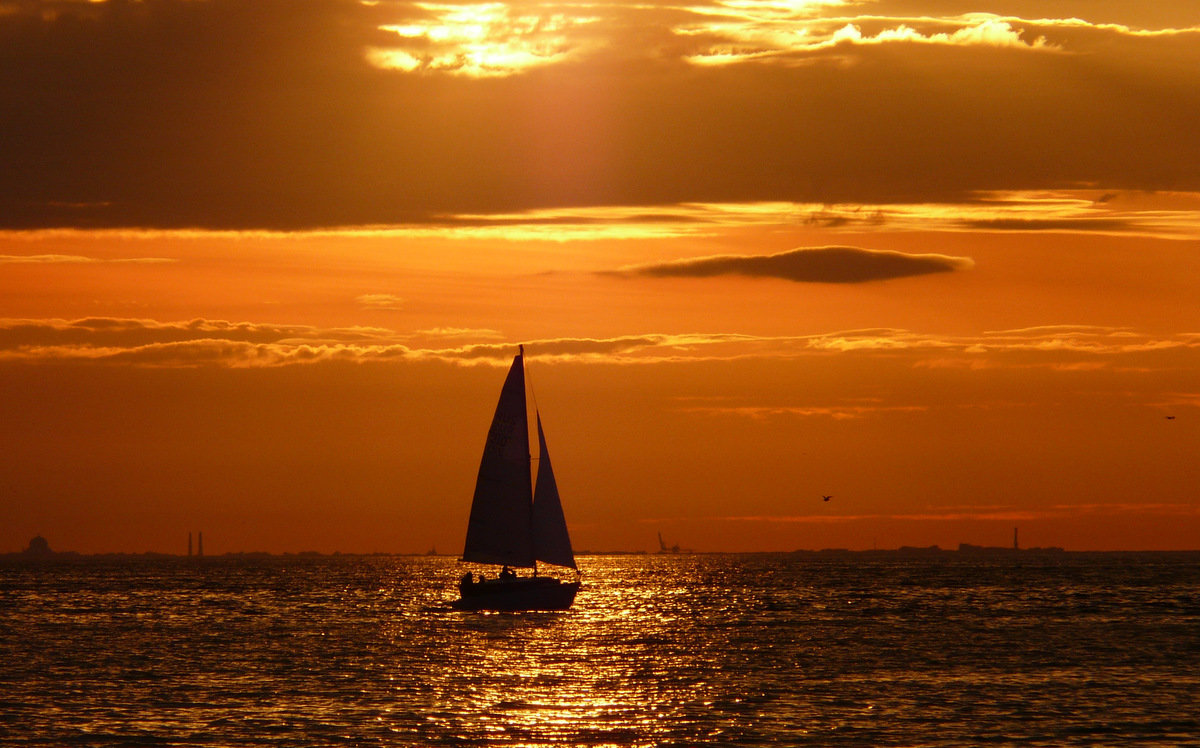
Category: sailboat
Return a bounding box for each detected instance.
[453,345,580,611]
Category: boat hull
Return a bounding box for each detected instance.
[453,577,580,611]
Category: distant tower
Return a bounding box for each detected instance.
[188,532,193,557]
[198,531,204,557]
[1013,527,1019,550]
[24,535,52,557]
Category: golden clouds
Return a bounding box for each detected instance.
[368,3,1062,78]
[3,318,1197,372]
[4,190,1198,241]
[365,2,1200,77]
[789,191,1200,239]
[684,14,1051,66]
[356,293,405,310]
[0,318,407,367]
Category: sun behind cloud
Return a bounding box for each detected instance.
[370,2,592,76]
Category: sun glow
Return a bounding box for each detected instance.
[360,0,1180,77]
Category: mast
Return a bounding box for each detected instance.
[523,344,539,577]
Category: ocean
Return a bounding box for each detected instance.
[3,552,1199,746]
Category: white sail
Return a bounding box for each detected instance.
[461,352,536,567]
[532,414,576,570]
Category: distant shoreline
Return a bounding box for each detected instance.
[5,548,1200,561]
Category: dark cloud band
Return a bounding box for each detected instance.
[614,246,974,283]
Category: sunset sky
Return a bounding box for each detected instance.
[2,0,1198,554]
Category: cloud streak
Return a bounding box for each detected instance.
[0,254,176,264]
[710,502,1200,526]
[356,294,404,311]
[612,246,974,283]
[2,318,1198,371]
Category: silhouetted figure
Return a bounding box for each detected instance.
[500,565,516,580]
[459,572,474,594]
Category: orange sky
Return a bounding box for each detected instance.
[1,0,1198,553]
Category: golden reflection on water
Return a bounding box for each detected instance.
[393,555,732,745]
[5,553,1200,745]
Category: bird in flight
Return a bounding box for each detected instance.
[823,495,833,502]
[1166,415,1176,420]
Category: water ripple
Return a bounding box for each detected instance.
[2,553,1199,745]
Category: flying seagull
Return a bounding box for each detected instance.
[823,495,833,502]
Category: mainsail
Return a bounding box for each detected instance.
[461,350,576,570]
[462,351,535,567]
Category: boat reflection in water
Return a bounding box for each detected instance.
[453,345,580,611]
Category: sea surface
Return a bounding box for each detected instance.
[3,552,1199,746]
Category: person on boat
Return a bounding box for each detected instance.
[500,565,516,580]
[459,572,474,593]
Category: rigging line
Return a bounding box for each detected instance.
[525,344,541,415]
[525,344,543,463]
[522,345,540,576]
